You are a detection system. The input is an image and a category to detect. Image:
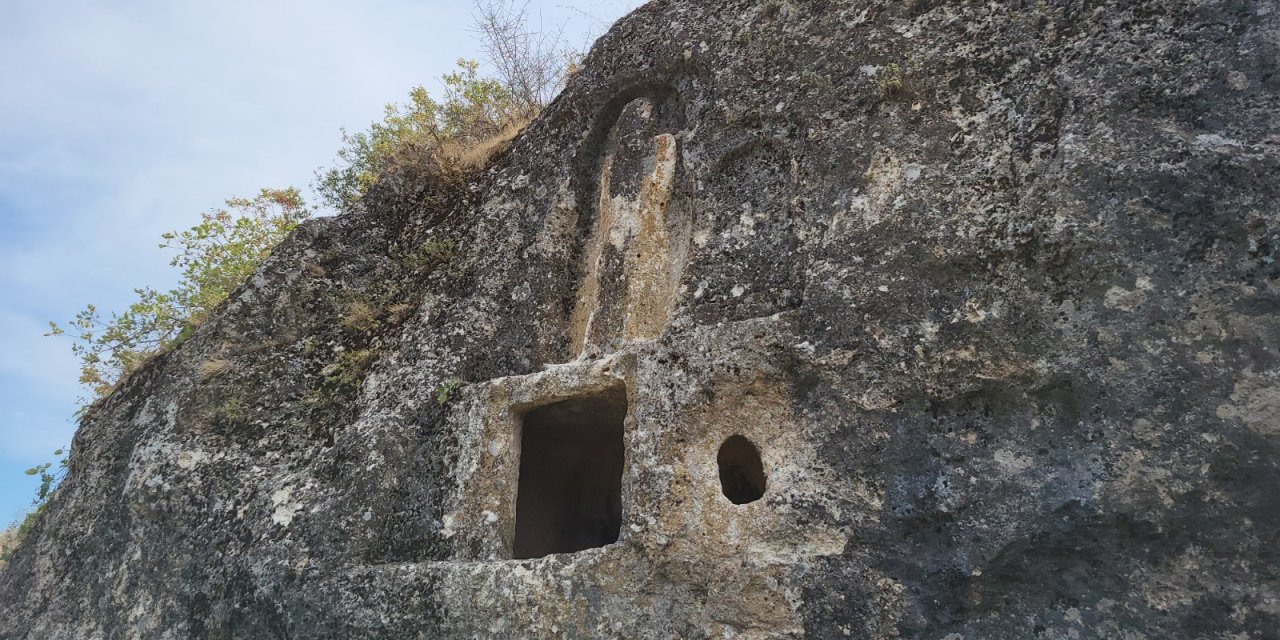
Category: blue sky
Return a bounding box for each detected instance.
[0,0,638,524]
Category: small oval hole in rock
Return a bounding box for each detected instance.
[717,435,766,504]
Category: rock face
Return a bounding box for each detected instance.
[3,0,1279,637]
[0,529,15,573]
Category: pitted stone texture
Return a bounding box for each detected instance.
[3,0,1279,638]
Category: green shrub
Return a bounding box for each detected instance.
[4,447,69,559]
[48,189,310,407]
[315,1,579,211]
[435,378,463,405]
[314,60,539,212]
[877,63,905,98]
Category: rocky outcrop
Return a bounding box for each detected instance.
[0,528,15,572]
[2,0,1278,637]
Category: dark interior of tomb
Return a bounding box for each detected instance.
[718,435,766,505]
[512,385,627,559]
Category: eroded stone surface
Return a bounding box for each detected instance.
[2,0,1279,638]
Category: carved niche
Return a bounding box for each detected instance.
[568,90,691,356]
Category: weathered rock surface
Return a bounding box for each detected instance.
[3,0,1279,637]
[0,529,15,573]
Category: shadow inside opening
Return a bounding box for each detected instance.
[512,385,627,559]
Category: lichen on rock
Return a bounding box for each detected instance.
[2,0,1279,638]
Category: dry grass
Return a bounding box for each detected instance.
[374,115,533,189]
[386,303,416,325]
[436,117,533,171]
[340,302,380,333]
[198,358,234,380]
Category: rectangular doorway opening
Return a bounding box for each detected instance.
[512,384,626,559]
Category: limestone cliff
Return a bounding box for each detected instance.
[2,0,1278,638]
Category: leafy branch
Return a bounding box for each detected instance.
[47,188,311,409]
